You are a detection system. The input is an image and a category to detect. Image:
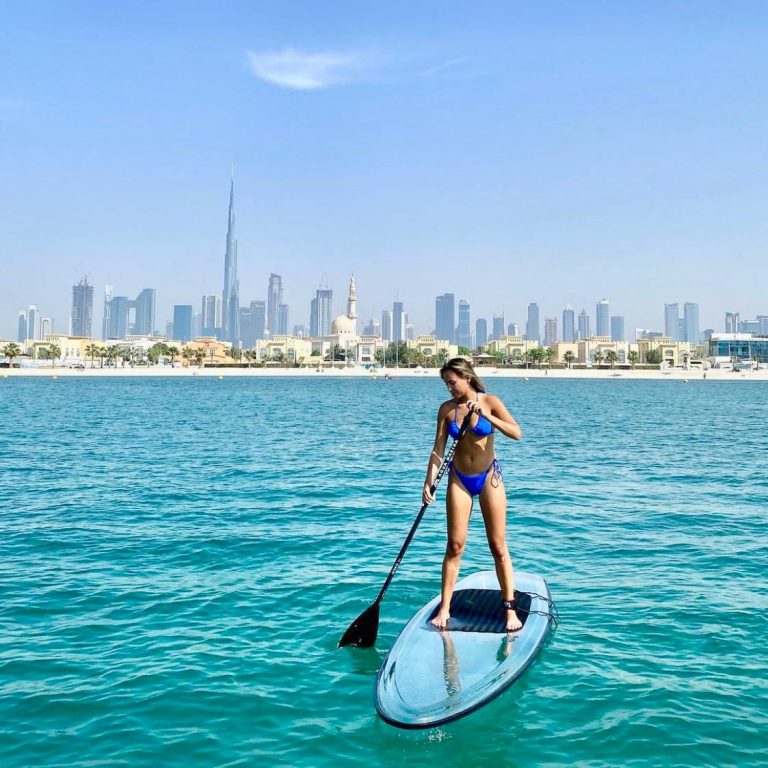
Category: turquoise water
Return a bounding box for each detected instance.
[1,377,766,767]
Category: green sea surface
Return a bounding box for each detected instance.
[1,377,766,767]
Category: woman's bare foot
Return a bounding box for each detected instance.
[505,608,522,633]
[431,606,451,629]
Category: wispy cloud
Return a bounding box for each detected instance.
[246,48,363,91]
[420,57,470,78]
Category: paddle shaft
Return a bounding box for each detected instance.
[373,413,471,606]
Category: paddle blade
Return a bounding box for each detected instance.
[338,602,380,648]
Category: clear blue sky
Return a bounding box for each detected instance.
[2,0,767,338]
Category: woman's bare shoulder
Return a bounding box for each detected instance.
[438,399,455,416]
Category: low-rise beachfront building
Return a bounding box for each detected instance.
[409,335,457,361]
[181,337,233,365]
[25,334,91,365]
[707,334,768,366]
[254,335,314,365]
[636,337,691,367]
[486,336,539,362]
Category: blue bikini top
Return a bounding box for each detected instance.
[448,400,494,439]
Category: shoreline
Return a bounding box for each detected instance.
[2,365,765,381]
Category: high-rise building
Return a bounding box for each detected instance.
[17,310,26,342]
[725,312,739,333]
[611,316,625,342]
[278,304,289,336]
[26,305,39,340]
[508,322,520,336]
[71,276,94,337]
[40,317,53,338]
[562,304,575,342]
[475,318,488,347]
[457,300,471,349]
[406,323,415,341]
[544,317,558,346]
[293,324,307,338]
[526,303,540,343]
[240,307,256,347]
[252,301,266,341]
[267,274,283,337]
[134,289,156,336]
[596,299,610,337]
[201,295,222,337]
[108,296,130,339]
[435,293,455,344]
[381,310,392,342]
[577,309,590,340]
[684,302,699,344]
[664,303,679,340]
[392,301,405,342]
[492,314,505,341]
[102,285,113,339]
[172,305,193,343]
[310,288,333,337]
[221,173,239,343]
[363,318,380,337]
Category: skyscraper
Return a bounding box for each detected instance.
[278,304,289,336]
[381,310,392,342]
[596,299,610,337]
[492,314,505,341]
[17,310,26,342]
[435,293,455,344]
[392,300,405,342]
[134,289,156,336]
[684,302,699,344]
[457,300,471,349]
[475,318,488,347]
[109,296,130,338]
[172,305,193,343]
[71,276,94,337]
[724,312,739,333]
[267,274,283,337]
[544,317,558,346]
[221,173,239,343]
[26,305,39,340]
[201,295,222,337]
[525,303,540,343]
[610,316,625,342]
[508,322,520,336]
[577,309,590,340]
[310,288,333,337]
[40,318,53,338]
[253,301,266,341]
[562,304,575,342]
[664,303,679,340]
[363,318,381,337]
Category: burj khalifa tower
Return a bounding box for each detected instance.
[222,171,240,344]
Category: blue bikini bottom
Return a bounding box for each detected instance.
[450,459,503,497]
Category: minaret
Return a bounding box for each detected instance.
[222,169,239,343]
[347,275,357,331]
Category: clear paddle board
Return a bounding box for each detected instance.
[375,570,555,729]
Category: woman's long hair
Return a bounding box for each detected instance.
[440,357,486,393]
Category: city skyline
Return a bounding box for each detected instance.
[3,2,768,338]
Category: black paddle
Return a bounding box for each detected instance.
[338,411,473,648]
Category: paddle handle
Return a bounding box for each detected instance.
[373,433,461,605]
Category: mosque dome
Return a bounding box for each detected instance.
[332,314,356,334]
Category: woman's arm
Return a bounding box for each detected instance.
[474,395,521,440]
[423,406,449,504]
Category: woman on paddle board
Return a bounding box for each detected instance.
[423,357,523,632]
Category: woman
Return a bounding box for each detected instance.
[423,358,523,632]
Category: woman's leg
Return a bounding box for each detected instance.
[479,472,522,632]
[430,476,473,629]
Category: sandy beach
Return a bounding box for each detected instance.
[3,365,765,381]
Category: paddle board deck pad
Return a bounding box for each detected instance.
[375,570,555,729]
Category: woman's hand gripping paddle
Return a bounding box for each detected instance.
[338,411,473,648]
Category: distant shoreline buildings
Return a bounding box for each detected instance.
[7,172,768,363]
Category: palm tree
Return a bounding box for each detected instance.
[97,346,108,368]
[194,349,206,368]
[85,343,99,368]
[544,346,556,368]
[167,346,179,367]
[48,343,62,368]
[605,350,618,369]
[593,350,603,367]
[182,347,195,367]
[563,351,576,369]
[3,342,22,367]
[627,350,639,369]
[228,346,242,365]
